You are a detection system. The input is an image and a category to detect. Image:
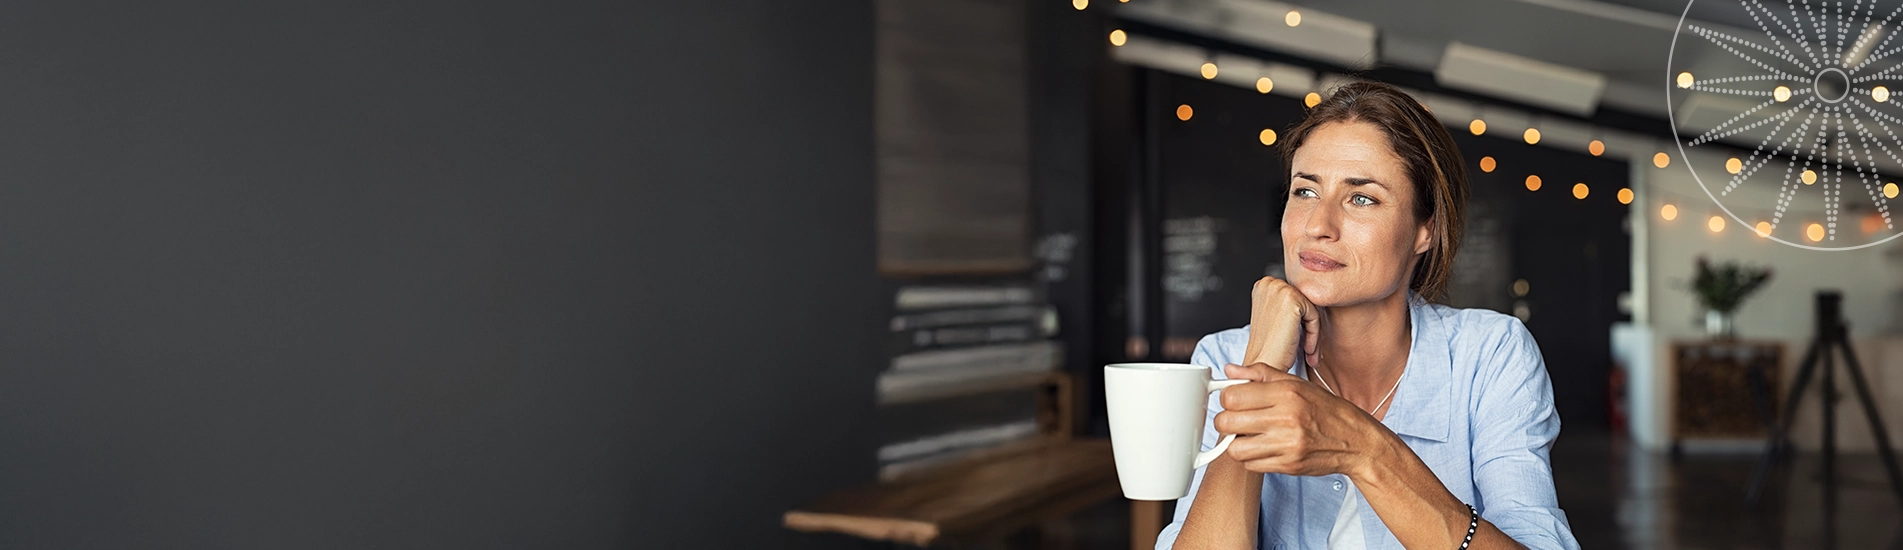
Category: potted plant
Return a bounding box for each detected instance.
[1689,256,1773,338]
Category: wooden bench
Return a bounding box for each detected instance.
[783,373,1168,549]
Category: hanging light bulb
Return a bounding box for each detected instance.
[1479,156,1496,173]
[1588,139,1605,156]
[1524,127,1542,145]
[1707,215,1726,233]
[1108,29,1127,47]
[1755,221,1772,237]
[1469,119,1486,136]
[1525,175,1542,191]
[1677,72,1694,88]
[1256,77,1273,94]
[1200,62,1218,79]
[1572,183,1589,199]
[1617,188,1634,205]
[1285,10,1301,26]
[1653,152,1671,168]
[1661,204,1678,220]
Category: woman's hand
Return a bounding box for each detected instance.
[1212,362,1391,478]
[1243,276,1322,371]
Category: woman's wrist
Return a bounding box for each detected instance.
[1345,423,1404,486]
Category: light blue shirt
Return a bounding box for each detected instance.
[1156,294,1580,550]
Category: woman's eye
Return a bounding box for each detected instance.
[1350,194,1377,206]
[1293,187,1317,198]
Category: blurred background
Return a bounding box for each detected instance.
[1,0,1901,548]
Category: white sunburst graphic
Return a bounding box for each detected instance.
[1668,0,1903,250]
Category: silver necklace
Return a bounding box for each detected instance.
[1309,361,1404,417]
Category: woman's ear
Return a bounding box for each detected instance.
[1413,217,1435,255]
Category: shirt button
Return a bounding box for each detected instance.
[1333,480,1344,491]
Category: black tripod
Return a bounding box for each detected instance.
[1746,292,1903,544]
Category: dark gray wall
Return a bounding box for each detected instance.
[0,1,881,548]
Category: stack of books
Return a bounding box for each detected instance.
[874,284,1061,480]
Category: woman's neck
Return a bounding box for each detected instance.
[1313,290,1413,408]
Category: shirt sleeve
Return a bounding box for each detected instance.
[1469,319,1581,550]
[1154,332,1240,550]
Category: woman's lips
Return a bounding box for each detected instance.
[1298,251,1346,272]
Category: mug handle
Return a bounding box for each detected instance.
[1193,378,1253,469]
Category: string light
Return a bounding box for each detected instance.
[1775,85,1792,102]
[1524,127,1541,145]
[1479,156,1496,173]
[1073,0,1088,10]
[1469,119,1486,135]
[1661,204,1678,220]
[1525,175,1542,191]
[1653,152,1671,168]
[1304,92,1321,108]
[1109,29,1127,46]
[1886,182,1899,198]
[1726,157,1742,174]
[1617,188,1634,204]
[1877,86,1892,103]
[1708,215,1726,232]
[1259,129,1277,146]
[1806,223,1825,241]
[1176,104,1193,121]
[1286,10,1301,26]
[1572,183,1589,199]
[1802,169,1817,185]
[1256,77,1273,94]
[1756,221,1772,236]
[1677,72,1693,88]
[1200,62,1218,79]
[1588,139,1605,156]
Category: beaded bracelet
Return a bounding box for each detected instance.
[1460,503,1478,550]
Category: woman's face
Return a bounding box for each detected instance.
[1281,120,1433,307]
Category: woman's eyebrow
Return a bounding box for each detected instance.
[1344,177,1386,189]
[1292,171,1321,182]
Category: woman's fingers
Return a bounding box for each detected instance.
[1221,362,1294,383]
[1244,276,1311,370]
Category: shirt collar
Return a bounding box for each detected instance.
[1379,292,1452,442]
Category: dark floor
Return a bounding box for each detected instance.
[967,430,1903,549]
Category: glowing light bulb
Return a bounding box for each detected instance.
[1775,85,1792,102]
[1525,175,1542,191]
[1200,62,1218,79]
[1677,72,1693,88]
[1886,182,1899,198]
[1304,92,1321,108]
[1073,0,1087,10]
[1617,188,1634,205]
[1572,183,1589,199]
[1479,156,1496,173]
[1877,86,1891,103]
[1469,119,1486,135]
[1176,104,1193,121]
[1708,216,1726,233]
[1286,10,1301,26]
[1755,221,1772,236]
[1807,223,1825,241]
[1653,152,1670,168]
[1109,29,1126,46]
[1661,204,1678,220]
[1726,157,1742,174]
[1259,129,1277,146]
[1588,140,1605,156]
[1524,128,1541,145]
[1256,77,1273,94]
[1802,169,1817,185]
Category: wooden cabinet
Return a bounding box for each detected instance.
[1672,340,1783,444]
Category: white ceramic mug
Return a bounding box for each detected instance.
[1104,363,1251,501]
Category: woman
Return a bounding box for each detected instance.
[1157,81,1578,550]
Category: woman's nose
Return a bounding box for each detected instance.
[1303,201,1339,240]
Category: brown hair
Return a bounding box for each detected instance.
[1279,81,1468,301]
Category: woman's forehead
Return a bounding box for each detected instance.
[1291,122,1408,178]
